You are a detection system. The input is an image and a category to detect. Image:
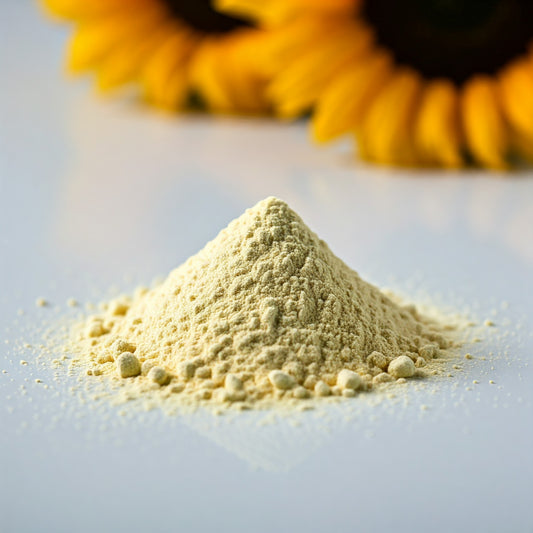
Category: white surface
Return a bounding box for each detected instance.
[1,3,532,532]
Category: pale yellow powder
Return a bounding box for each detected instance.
[69,197,462,408]
[35,298,48,308]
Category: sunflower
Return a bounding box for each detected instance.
[219,0,533,168]
[41,0,271,113]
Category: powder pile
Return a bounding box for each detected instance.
[71,197,459,408]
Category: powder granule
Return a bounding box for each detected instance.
[69,197,461,408]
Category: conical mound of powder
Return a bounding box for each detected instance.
[73,197,458,405]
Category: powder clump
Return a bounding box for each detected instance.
[70,197,460,408]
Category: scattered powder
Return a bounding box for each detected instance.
[63,197,465,410]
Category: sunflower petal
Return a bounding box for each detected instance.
[214,31,270,113]
[189,39,237,112]
[268,22,373,118]
[152,67,190,111]
[42,0,150,20]
[67,6,165,73]
[262,15,347,76]
[462,76,508,169]
[499,59,533,142]
[215,0,354,27]
[95,24,175,91]
[214,0,298,27]
[142,28,197,109]
[312,51,392,142]
[358,69,422,166]
[414,80,462,168]
[292,0,357,10]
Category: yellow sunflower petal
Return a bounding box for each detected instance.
[462,76,508,169]
[269,22,373,118]
[312,50,392,142]
[149,67,190,112]
[42,0,150,19]
[214,0,298,27]
[499,59,533,143]
[414,80,462,168]
[358,69,422,166]
[262,16,344,74]
[190,39,236,112]
[142,28,198,109]
[189,29,270,114]
[96,24,175,91]
[292,0,358,10]
[214,32,270,113]
[67,5,165,73]
[215,0,354,27]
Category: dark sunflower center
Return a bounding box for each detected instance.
[162,0,249,34]
[362,0,533,83]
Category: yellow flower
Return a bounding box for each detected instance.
[42,0,271,113]
[219,0,533,168]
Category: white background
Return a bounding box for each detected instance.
[1,2,532,532]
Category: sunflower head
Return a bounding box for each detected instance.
[42,0,272,114]
[222,0,533,169]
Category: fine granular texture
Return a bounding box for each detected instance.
[71,197,461,407]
